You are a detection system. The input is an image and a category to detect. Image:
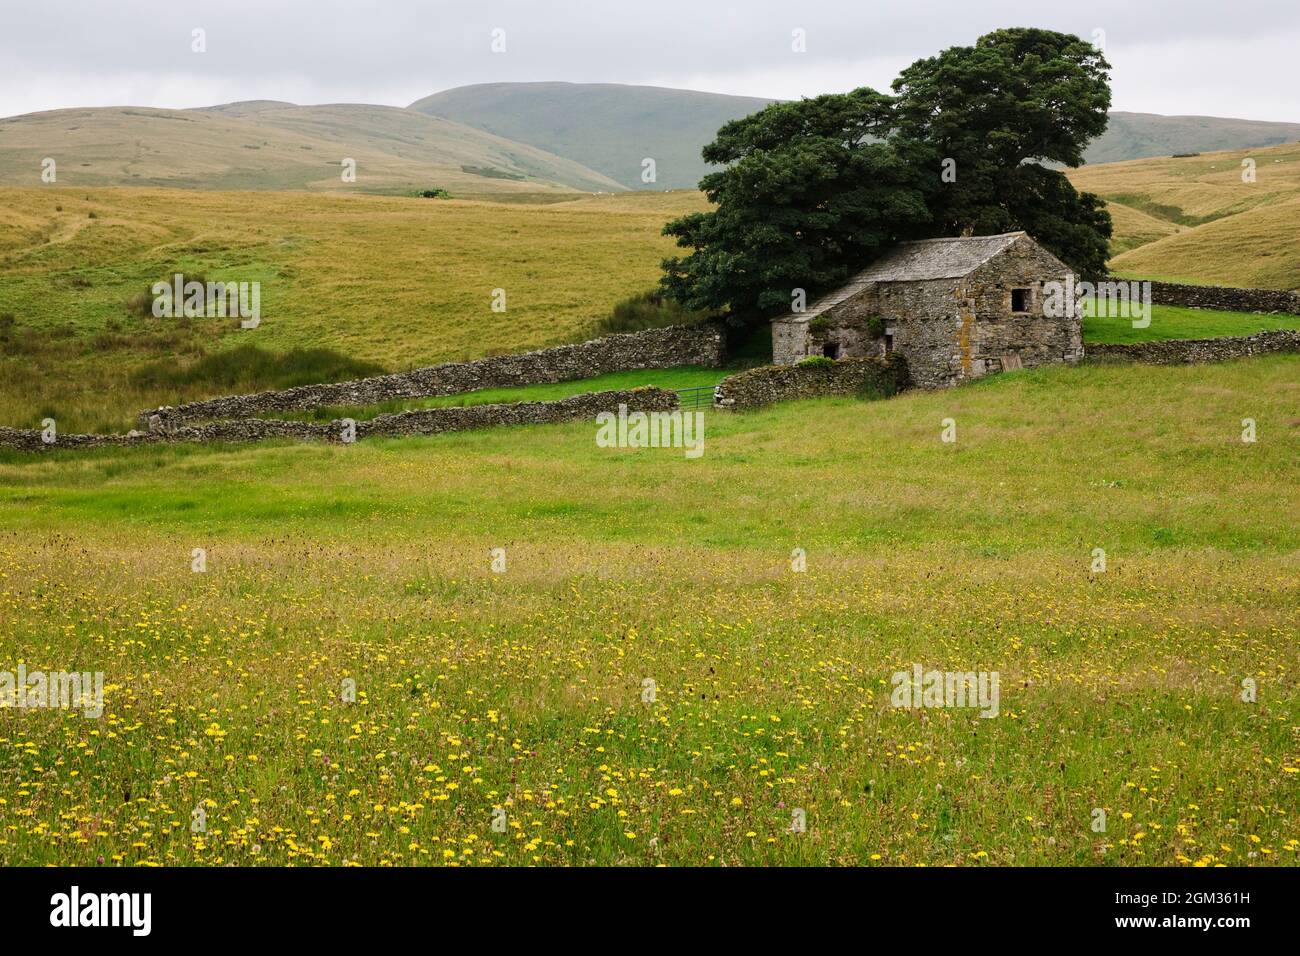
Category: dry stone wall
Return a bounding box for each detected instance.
[714,354,910,409]
[1146,280,1300,315]
[717,328,1299,412]
[355,387,680,439]
[1086,329,1300,364]
[141,322,724,427]
[1,388,679,453]
[0,427,157,453]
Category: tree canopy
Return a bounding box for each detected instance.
[660,90,934,315]
[660,28,1113,320]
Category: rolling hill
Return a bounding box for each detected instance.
[0,103,625,196]
[410,82,1300,190]
[5,83,1297,199]
[409,82,777,190]
[1084,112,1300,166]
[1067,141,1300,289]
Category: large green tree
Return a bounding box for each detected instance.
[891,27,1113,276]
[661,28,1114,319]
[659,89,934,317]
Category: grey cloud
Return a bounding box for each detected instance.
[1,0,1296,119]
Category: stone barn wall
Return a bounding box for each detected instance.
[771,238,1082,389]
[875,279,965,389]
[770,319,812,366]
[773,280,965,388]
[959,242,1082,383]
[802,284,886,362]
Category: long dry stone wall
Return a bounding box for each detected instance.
[1086,329,1300,364]
[355,387,680,439]
[1146,280,1300,315]
[10,330,1293,453]
[0,428,157,453]
[1,388,679,453]
[715,354,910,409]
[141,322,725,428]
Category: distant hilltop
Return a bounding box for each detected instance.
[1,82,1296,194]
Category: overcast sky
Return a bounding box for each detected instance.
[1,0,1296,121]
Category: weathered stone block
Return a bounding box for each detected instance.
[714,354,909,409]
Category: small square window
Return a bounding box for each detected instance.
[822,342,841,359]
[1010,288,1031,313]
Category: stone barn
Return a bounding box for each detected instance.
[770,232,1083,388]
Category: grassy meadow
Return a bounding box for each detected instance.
[1083,304,1300,344]
[0,187,710,431]
[0,356,1296,866]
[1,183,1297,434]
[0,170,1296,868]
[0,187,708,365]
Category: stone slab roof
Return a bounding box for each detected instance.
[777,232,1027,324]
[856,232,1025,282]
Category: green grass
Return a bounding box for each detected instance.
[0,356,1295,866]
[2,183,1294,434]
[0,166,1295,869]
[0,187,710,431]
[594,289,711,336]
[1084,303,1300,344]
[131,345,386,393]
[6,356,1294,551]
